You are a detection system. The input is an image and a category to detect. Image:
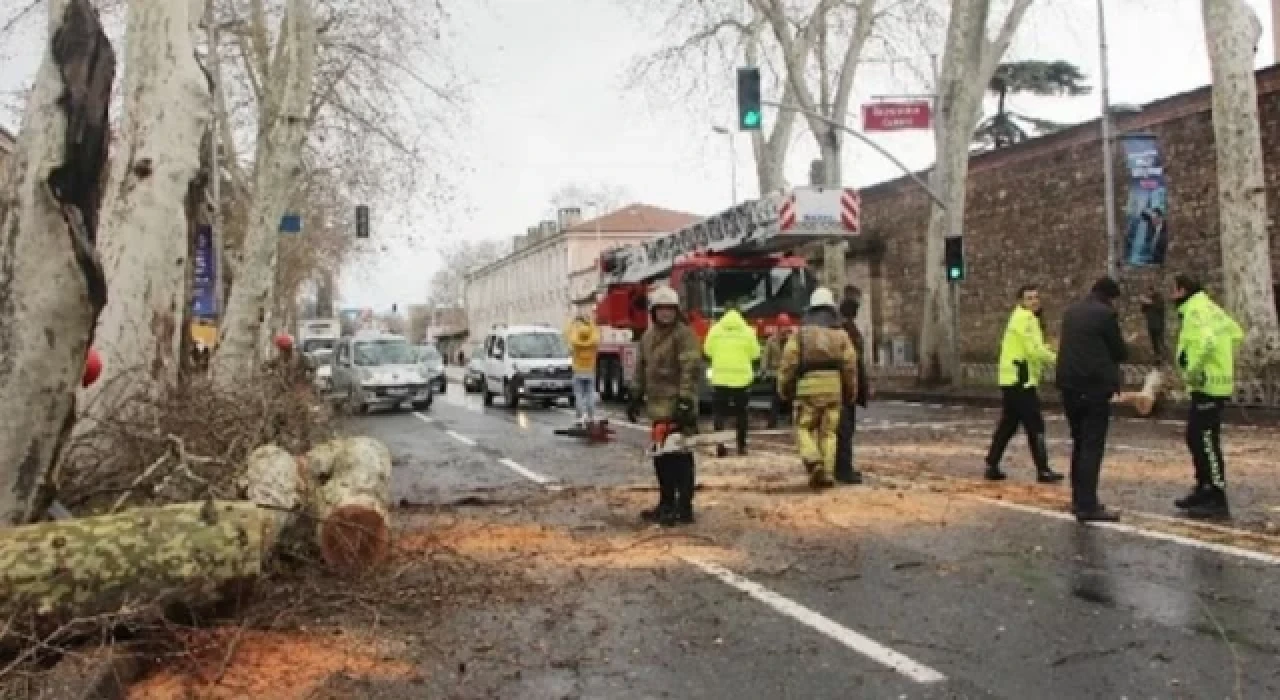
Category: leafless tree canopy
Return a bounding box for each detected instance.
[427,240,507,309]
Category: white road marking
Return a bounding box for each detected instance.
[445,430,476,446]
[682,556,947,684]
[971,497,1280,567]
[412,412,433,423]
[499,457,552,484]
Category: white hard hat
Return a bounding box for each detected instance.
[808,287,836,309]
[649,285,679,308]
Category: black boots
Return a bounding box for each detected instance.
[1177,485,1230,519]
[985,433,1062,483]
[643,454,695,526]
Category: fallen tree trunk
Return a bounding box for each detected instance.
[0,501,274,648]
[305,437,392,571]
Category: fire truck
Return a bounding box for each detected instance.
[591,186,862,404]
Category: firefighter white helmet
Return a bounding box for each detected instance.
[808,287,836,310]
[649,285,680,308]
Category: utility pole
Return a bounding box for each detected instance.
[1097,0,1119,278]
[712,126,738,205]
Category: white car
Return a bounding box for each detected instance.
[330,332,433,413]
[480,324,573,409]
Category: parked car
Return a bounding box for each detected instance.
[415,344,446,394]
[330,331,432,413]
[479,324,573,409]
[309,347,335,395]
[463,354,485,393]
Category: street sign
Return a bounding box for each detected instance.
[279,213,302,234]
[862,101,932,132]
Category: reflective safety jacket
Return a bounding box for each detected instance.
[998,306,1057,388]
[777,309,857,404]
[1176,291,1243,398]
[703,310,761,388]
[566,318,600,375]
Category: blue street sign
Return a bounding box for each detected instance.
[280,213,302,234]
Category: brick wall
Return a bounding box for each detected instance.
[860,64,1280,367]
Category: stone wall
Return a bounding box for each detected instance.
[859,64,1280,368]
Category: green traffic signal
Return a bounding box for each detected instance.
[737,67,762,132]
[948,267,961,281]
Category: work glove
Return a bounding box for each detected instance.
[626,392,644,423]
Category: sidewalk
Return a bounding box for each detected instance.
[873,383,1280,425]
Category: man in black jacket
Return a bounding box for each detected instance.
[834,286,869,485]
[1056,277,1127,523]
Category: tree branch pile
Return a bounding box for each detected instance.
[54,371,336,516]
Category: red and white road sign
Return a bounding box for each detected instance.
[862,101,932,131]
[778,188,860,233]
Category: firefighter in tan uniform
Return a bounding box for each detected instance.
[627,285,702,526]
[777,288,858,489]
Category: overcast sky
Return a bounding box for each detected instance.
[1,0,1275,313]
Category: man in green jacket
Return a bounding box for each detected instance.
[703,301,761,456]
[1171,274,1243,519]
[985,284,1063,483]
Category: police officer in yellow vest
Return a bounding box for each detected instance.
[777,287,857,489]
[984,284,1064,483]
[1170,274,1243,519]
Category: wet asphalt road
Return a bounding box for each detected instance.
[349,381,1280,699]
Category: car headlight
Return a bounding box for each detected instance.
[360,368,373,382]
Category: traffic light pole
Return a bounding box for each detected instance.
[760,100,947,210]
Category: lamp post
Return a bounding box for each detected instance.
[1097,0,1119,278]
[712,125,738,205]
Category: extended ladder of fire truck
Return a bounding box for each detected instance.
[589,186,863,405]
[597,186,862,288]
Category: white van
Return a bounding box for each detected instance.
[480,324,573,409]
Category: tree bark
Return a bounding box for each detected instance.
[0,0,114,525]
[305,437,392,571]
[88,0,212,406]
[0,501,273,647]
[245,444,305,536]
[210,0,315,387]
[918,0,1034,383]
[1202,0,1280,370]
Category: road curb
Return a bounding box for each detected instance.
[874,388,1280,426]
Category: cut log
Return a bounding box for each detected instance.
[1112,370,1166,416]
[305,437,392,571]
[0,501,274,647]
[244,444,306,543]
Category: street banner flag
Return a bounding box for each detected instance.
[1121,134,1168,267]
[192,224,217,316]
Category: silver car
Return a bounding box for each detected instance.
[415,344,447,395]
[331,332,433,413]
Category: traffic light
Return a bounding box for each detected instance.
[355,205,370,238]
[943,236,965,281]
[737,67,762,131]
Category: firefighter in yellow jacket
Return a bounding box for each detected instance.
[777,288,858,489]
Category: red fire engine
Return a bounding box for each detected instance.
[591,186,862,402]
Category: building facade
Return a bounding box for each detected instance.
[848,64,1280,378]
[464,204,701,340]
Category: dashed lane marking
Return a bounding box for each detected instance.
[499,457,552,484]
[445,430,476,447]
[682,556,947,684]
